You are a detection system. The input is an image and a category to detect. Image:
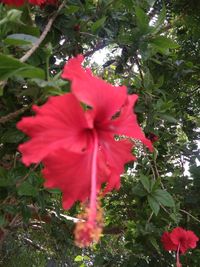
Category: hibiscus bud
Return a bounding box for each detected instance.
[147,132,159,143]
[74,24,80,32]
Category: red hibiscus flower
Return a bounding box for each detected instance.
[2,0,57,6]
[1,0,25,6]
[29,0,57,6]
[161,227,199,267]
[17,55,152,247]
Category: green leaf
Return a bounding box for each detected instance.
[140,175,151,193]
[147,195,160,215]
[0,84,4,96]
[132,184,148,197]
[0,178,12,187]
[155,75,164,89]
[0,9,22,26]
[4,34,38,46]
[0,167,7,178]
[149,236,161,254]
[31,78,67,89]
[91,17,107,33]
[153,189,175,207]
[1,129,24,143]
[153,5,166,32]
[143,69,154,90]
[17,181,37,197]
[159,114,177,123]
[74,255,83,262]
[83,255,90,261]
[47,188,61,194]
[65,5,80,14]
[135,6,149,33]
[0,54,45,80]
[0,214,6,227]
[18,25,40,37]
[170,213,180,223]
[0,167,11,187]
[146,0,156,7]
[150,36,179,54]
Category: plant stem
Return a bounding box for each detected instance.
[20,1,66,63]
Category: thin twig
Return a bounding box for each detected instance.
[160,204,171,215]
[0,213,21,249]
[20,1,66,63]
[147,211,154,224]
[9,214,21,228]
[22,237,47,252]
[180,209,200,224]
[0,105,31,124]
[190,86,200,95]
[16,164,39,188]
[84,41,107,57]
[134,54,144,87]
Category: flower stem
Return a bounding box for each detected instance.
[176,243,182,267]
[20,1,66,63]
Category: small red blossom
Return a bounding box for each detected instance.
[1,0,25,6]
[74,24,80,32]
[148,132,159,143]
[29,0,57,6]
[2,0,57,6]
[161,227,199,267]
[17,55,152,246]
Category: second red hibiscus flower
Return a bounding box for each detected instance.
[161,227,199,267]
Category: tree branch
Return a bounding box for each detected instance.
[20,1,66,63]
[0,105,31,124]
[22,237,47,252]
[134,54,144,87]
[180,209,200,224]
[84,41,107,57]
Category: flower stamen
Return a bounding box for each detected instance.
[74,131,103,247]
[88,130,98,223]
[176,243,182,267]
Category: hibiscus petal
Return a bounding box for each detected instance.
[186,230,199,249]
[29,0,57,6]
[61,55,127,122]
[110,94,153,151]
[42,149,92,209]
[42,148,107,209]
[98,133,136,191]
[161,232,177,251]
[2,0,25,6]
[17,93,90,166]
[170,227,188,254]
[42,134,135,209]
